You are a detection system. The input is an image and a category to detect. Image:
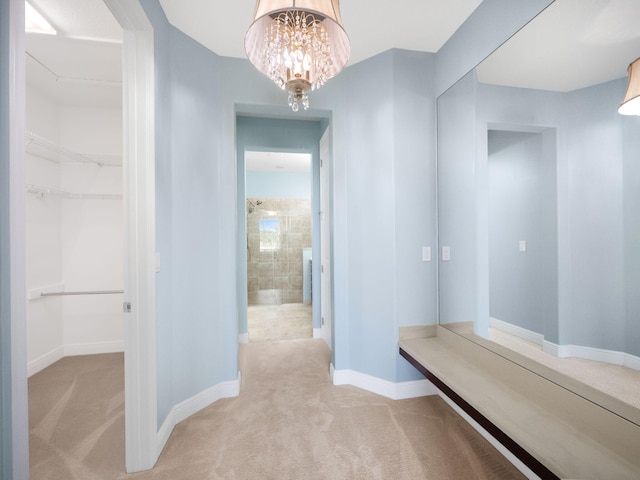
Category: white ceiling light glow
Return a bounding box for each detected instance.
[244,0,350,112]
[25,1,56,35]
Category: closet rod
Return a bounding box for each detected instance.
[41,290,124,297]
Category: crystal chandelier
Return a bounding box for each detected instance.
[619,57,640,116]
[245,0,350,112]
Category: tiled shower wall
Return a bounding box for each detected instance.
[247,198,311,305]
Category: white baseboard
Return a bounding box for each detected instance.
[313,328,322,339]
[28,346,65,377]
[28,341,125,377]
[626,354,640,371]
[65,341,124,356]
[157,373,241,456]
[330,365,438,400]
[490,317,544,346]
[543,341,640,371]
[436,391,540,480]
[238,332,249,344]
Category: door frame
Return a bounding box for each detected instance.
[4,1,156,474]
[103,0,157,472]
[319,127,333,351]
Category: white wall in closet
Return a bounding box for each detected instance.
[26,87,124,375]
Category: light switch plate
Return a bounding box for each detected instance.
[519,240,527,252]
[442,246,451,261]
[422,246,431,262]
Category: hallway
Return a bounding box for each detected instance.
[29,340,524,479]
[247,303,312,342]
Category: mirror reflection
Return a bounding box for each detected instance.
[437,0,640,424]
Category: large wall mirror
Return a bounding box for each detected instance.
[437,0,640,426]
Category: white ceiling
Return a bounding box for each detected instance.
[158,0,483,67]
[476,0,640,92]
[24,0,640,111]
[26,0,122,108]
[245,151,312,173]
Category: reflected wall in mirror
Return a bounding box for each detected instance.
[437,0,640,425]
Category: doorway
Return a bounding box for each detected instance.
[245,151,313,342]
[25,0,125,476]
[235,115,331,351]
[487,128,557,348]
[22,0,158,474]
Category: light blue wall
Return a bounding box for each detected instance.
[343,52,397,381]
[0,3,14,475]
[236,116,321,337]
[246,172,311,199]
[142,0,239,426]
[341,50,438,383]
[476,82,562,342]
[623,106,640,358]
[437,72,479,331]
[439,71,639,355]
[392,51,438,380]
[0,1,559,470]
[138,0,559,431]
[488,131,557,336]
[563,79,632,353]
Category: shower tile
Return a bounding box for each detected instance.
[273,276,288,289]
[258,262,274,277]
[274,262,288,276]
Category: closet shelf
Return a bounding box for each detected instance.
[26,184,122,200]
[25,130,122,166]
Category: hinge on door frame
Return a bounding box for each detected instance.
[123,301,132,313]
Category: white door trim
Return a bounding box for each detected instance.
[319,127,333,351]
[3,0,28,477]
[103,0,157,472]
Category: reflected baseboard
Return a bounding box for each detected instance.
[490,318,640,372]
[490,317,543,346]
[544,341,640,372]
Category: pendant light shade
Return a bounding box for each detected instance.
[619,58,640,116]
[245,0,350,111]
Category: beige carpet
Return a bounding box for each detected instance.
[29,353,125,479]
[30,340,525,479]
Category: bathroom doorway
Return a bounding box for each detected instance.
[245,151,313,342]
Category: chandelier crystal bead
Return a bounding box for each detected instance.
[245,0,350,111]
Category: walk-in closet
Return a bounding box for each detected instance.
[25,1,125,475]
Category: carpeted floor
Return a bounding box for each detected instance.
[29,353,126,479]
[29,340,525,479]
